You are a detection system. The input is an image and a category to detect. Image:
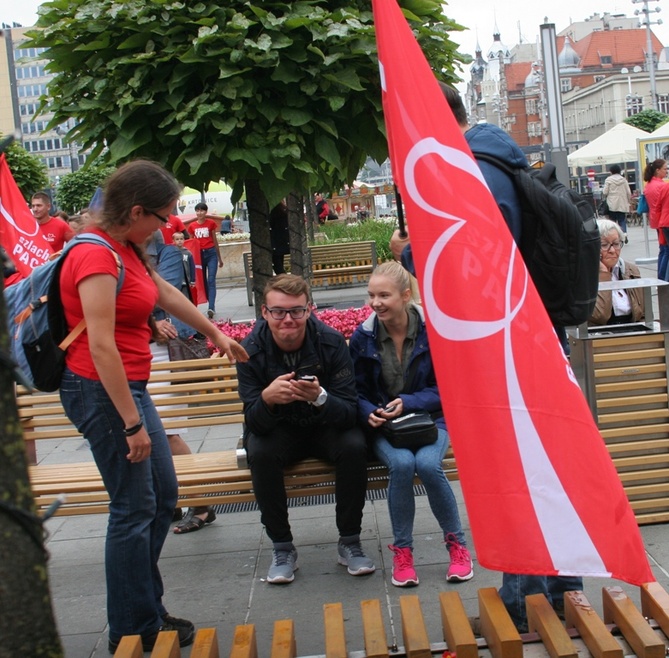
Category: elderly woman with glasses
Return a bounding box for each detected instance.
[589,218,645,326]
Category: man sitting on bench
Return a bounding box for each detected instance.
[236,274,375,584]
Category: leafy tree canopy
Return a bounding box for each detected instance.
[2,137,49,200]
[27,0,464,207]
[54,163,115,213]
[624,109,669,133]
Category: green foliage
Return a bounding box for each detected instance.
[26,1,464,208]
[2,138,49,200]
[624,109,669,133]
[54,163,115,213]
[316,218,396,262]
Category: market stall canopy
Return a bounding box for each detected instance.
[567,122,648,168]
[650,121,669,138]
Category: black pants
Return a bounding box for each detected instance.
[246,424,368,542]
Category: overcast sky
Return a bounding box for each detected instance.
[4,0,669,74]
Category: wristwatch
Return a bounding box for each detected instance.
[311,387,328,407]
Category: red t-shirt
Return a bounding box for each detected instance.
[191,219,218,249]
[60,230,158,381]
[159,215,187,244]
[39,216,75,251]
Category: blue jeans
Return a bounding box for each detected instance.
[200,247,219,312]
[660,232,669,281]
[60,370,178,643]
[373,428,465,548]
[608,211,627,233]
[500,574,583,631]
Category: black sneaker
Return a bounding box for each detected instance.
[108,614,195,654]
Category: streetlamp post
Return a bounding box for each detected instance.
[632,0,662,111]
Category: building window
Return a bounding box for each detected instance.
[600,55,612,64]
[560,78,572,92]
[659,95,669,114]
[627,95,643,116]
[525,98,537,114]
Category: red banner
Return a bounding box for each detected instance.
[372,0,653,585]
[0,155,53,278]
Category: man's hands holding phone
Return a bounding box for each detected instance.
[261,372,321,408]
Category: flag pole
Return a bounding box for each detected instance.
[394,184,407,237]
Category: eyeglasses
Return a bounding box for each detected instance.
[601,241,623,251]
[146,209,168,224]
[264,306,309,320]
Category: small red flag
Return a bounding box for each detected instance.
[184,238,204,306]
[0,154,53,278]
[372,0,653,585]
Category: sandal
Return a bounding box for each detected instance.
[173,506,216,534]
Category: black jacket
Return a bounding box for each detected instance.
[237,316,358,435]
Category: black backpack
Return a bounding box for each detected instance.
[473,152,600,326]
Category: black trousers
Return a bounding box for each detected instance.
[246,424,368,543]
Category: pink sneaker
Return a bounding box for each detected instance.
[389,545,419,587]
[445,534,473,582]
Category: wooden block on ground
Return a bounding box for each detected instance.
[324,603,347,658]
[230,624,257,658]
[114,636,143,658]
[641,582,669,637]
[191,628,220,658]
[150,630,180,658]
[526,593,577,658]
[438,591,477,658]
[564,591,622,658]
[271,619,296,658]
[602,587,665,658]
[399,595,431,658]
[361,599,389,658]
[478,587,522,658]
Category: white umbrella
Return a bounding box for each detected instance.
[568,122,648,168]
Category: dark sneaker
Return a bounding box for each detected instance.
[267,542,298,584]
[337,535,375,576]
[108,614,195,654]
[207,309,215,319]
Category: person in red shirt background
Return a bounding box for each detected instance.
[31,192,74,251]
[191,202,223,318]
[314,192,330,224]
[159,214,189,245]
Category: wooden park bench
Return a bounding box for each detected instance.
[243,240,378,305]
[16,355,456,517]
[113,582,669,658]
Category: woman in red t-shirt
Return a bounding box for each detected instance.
[191,202,223,318]
[58,160,247,652]
[643,159,669,280]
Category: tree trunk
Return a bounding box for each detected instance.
[0,273,63,654]
[245,179,273,316]
[305,190,317,243]
[286,192,311,288]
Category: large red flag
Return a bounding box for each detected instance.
[372,0,653,585]
[0,154,53,278]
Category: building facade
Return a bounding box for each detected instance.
[1,25,85,184]
[464,13,669,167]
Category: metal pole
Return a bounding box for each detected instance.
[632,0,661,111]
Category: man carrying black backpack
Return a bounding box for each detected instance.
[390,84,583,633]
